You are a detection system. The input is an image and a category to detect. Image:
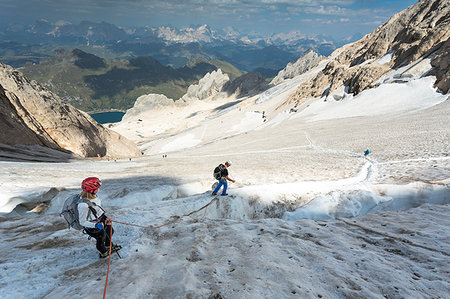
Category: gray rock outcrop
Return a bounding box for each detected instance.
[0,63,142,158]
[180,69,230,102]
[122,94,175,120]
[428,37,449,92]
[270,50,324,85]
[222,72,268,97]
[286,0,449,106]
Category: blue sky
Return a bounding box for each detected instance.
[1,0,417,40]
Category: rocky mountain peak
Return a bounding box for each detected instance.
[270,50,324,85]
[156,24,218,43]
[0,63,141,158]
[286,0,449,106]
[71,48,106,70]
[180,69,230,102]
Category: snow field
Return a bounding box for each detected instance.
[1,202,448,298]
[0,53,449,298]
[35,156,445,225]
[293,76,447,122]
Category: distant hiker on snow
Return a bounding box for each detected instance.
[212,161,235,196]
[61,177,121,258]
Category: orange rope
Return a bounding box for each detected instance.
[101,197,219,298]
[202,204,208,218]
[103,218,113,299]
[111,216,180,229]
[183,197,218,217]
[101,216,180,298]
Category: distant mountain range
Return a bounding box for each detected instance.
[19,48,243,112]
[0,20,346,74]
[1,0,447,161]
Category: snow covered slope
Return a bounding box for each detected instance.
[0,50,448,298]
[1,0,449,297]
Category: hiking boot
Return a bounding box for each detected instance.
[106,244,122,253]
[221,193,228,196]
[99,251,110,258]
[212,192,217,196]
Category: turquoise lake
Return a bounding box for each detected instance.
[90,111,125,124]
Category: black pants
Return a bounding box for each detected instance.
[84,219,114,253]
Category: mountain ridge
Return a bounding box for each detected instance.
[19,49,243,112]
[0,63,142,158]
[270,49,324,85]
[285,0,449,107]
[5,20,338,50]
[1,20,338,72]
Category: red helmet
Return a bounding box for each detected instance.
[81,177,102,194]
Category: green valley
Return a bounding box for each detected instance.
[20,49,243,112]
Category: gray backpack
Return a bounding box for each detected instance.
[213,164,224,180]
[60,194,101,230]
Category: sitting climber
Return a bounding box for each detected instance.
[61,177,121,258]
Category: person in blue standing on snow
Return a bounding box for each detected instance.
[212,161,235,196]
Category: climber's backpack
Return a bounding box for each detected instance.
[213,164,225,180]
[60,194,100,230]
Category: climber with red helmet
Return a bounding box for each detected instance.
[78,177,121,258]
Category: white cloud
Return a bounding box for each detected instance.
[3,0,411,41]
[304,5,347,15]
[45,0,355,10]
[301,17,351,24]
[164,0,355,5]
[361,20,384,26]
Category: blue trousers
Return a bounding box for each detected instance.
[213,178,227,195]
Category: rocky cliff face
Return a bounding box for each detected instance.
[222,72,268,97]
[122,70,231,121]
[286,0,449,106]
[0,63,142,158]
[180,69,230,102]
[428,37,449,92]
[270,50,324,85]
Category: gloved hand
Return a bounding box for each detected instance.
[96,223,104,230]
